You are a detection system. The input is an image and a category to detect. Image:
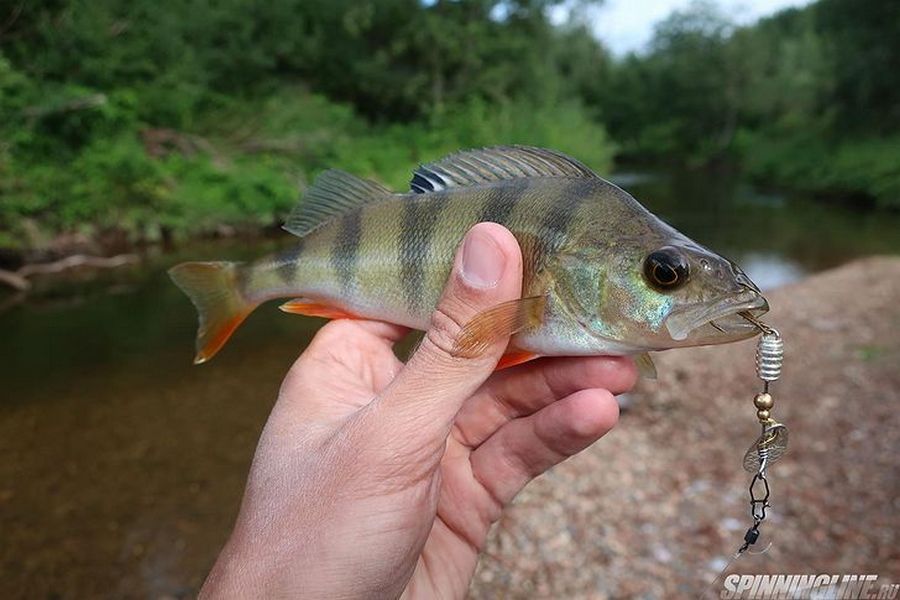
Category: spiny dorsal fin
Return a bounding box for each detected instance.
[283,169,392,238]
[410,145,598,194]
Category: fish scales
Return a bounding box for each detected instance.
[355,198,404,307]
[271,179,601,328]
[523,179,592,287]
[275,240,303,284]
[251,216,339,300]
[332,208,362,298]
[415,190,484,320]
[169,145,769,365]
[302,221,339,298]
[400,192,448,316]
[326,187,519,326]
[242,244,300,298]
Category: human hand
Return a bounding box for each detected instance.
[200,223,637,599]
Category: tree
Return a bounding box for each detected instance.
[815,0,900,132]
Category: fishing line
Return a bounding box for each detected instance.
[699,317,788,599]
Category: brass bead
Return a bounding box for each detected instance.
[756,409,771,421]
[753,393,774,410]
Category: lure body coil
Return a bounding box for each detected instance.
[755,332,784,382]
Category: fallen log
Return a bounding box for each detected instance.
[0,269,30,291]
[0,254,139,291]
[16,253,139,277]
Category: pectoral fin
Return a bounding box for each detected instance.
[634,352,658,379]
[453,296,546,358]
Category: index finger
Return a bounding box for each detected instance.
[452,355,637,448]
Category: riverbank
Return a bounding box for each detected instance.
[0,88,615,260]
[5,159,900,282]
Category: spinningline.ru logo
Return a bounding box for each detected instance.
[720,574,898,599]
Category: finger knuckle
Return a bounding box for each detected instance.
[585,356,639,394]
[423,306,466,360]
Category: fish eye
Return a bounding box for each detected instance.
[643,247,690,292]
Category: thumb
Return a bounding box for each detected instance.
[374,222,523,445]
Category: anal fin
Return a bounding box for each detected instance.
[279,299,359,320]
[635,352,658,379]
[496,350,540,371]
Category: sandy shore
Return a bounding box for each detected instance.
[470,256,900,597]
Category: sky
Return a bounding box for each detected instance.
[555,0,814,55]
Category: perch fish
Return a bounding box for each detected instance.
[169,146,768,371]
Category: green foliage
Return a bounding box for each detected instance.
[1,0,898,253]
[815,0,900,132]
[599,1,739,163]
[737,131,900,209]
[0,0,615,251]
[594,0,899,206]
[0,82,612,249]
[329,98,615,190]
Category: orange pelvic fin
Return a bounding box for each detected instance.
[496,350,540,371]
[168,261,257,364]
[279,299,359,320]
[453,295,547,358]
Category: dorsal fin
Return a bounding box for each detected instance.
[410,145,598,194]
[283,169,392,238]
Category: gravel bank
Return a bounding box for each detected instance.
[471,256,900,598]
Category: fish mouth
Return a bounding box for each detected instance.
[665,291,769,342]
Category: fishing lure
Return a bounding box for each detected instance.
[703,313,789,595]
[738,315,788,554]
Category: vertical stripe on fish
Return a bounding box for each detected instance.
[479,183,522,225]
[332,209,363,298]
[528,180,589,278]
[276,239,304,284]
[400,195,447,315]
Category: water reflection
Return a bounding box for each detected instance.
[739,253,806,291]
[617,167,900,287]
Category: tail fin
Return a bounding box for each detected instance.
[168,261,257,364]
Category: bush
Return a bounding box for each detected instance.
[0,86,615,250]
[736,130,900,209]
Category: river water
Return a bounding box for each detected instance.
[1,169,899,597]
